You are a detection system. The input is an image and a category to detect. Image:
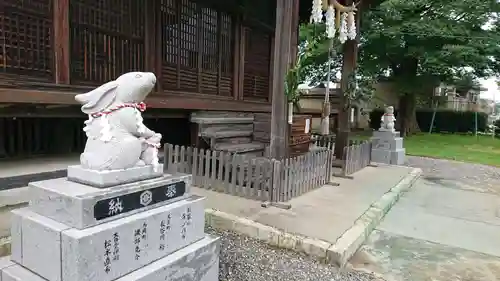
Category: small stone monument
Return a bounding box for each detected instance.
[370,106,406,165]
[0,72,220,281]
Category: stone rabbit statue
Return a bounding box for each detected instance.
[380,105,396,132]
[75,72,162,171]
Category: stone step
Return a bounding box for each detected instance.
[10,196,206,281]
[201,129,253,139]
[190,111,254,125]
[0,235,220,281]
[214,142,266,154]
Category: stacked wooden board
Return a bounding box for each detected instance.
[289,115,312,157]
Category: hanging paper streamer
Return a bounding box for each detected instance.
[151,146,160,172]
[310,0,324,23]
[83,115,93,138]
[325,5,336,38]
[135,108,147,134]
[338,12,348,44]
[347,7,357,40]
[99,115,112,142]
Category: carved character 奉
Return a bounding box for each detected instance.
[75,72,161,171]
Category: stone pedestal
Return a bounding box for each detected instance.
[1,169,220,281]
[371,130,406,165]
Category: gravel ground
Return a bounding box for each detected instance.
[206,227,384,281]
[405,156,500,193]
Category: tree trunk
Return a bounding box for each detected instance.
[398,94,420,137]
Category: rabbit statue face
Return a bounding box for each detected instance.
[75,72,156,115]
[115,72,157,104]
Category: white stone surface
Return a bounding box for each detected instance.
[30,174,191,229]
[372,148,406,165]
[9,211,22,264]
[372,130,400,139]
[371,137,403,150]
[0,235,220,281]
[67,164,163,188]
[1,264,46,281]
[13,196,205,281]
[0,256,15,280]
[117,235,220,281]
[371,129,405,165]
[11,208,71,281]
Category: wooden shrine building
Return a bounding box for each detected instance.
[0,0,319,160]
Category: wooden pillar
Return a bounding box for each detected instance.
[290,0,300,64]
[53,0,70,84]
[145,0,162,93]
[335,0,359,159]
[269,0,293,160]
[0,118,5,157]
[234,23,246,100]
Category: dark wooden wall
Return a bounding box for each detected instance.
[0,0,284,112]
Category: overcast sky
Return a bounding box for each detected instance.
[479,77,500,102]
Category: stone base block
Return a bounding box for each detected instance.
[371,148,405,165]
[371,137,403,150]
[372,130,400,139]
[30,174,191,229]
[1,234,220,281]
[11,196,205,281]
[2,263,46,281]
[67,164,163,188]
[0,256,14,272]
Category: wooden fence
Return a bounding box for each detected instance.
[341,140,373,176]
[163,143,334,203]
[312,136,373,177]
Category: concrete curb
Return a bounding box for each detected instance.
[327,167,422,267]
[204,167,422,267]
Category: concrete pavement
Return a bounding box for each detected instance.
[197,165,420,266]
[353,177,500,281]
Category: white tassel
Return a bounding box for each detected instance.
[325,5,336,38]
[310,0,323,24]
[99,115,112,142]
[339,12,348,44]
[83,115,93,137]
[135,109,146,134]
[347,11,357,40]
[151,148,160,172]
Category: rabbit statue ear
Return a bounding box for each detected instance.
[75,81,119,114]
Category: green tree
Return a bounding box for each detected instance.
[298,22,375,103]
[360,0,500,136]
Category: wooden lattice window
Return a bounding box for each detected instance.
[243,27,272,101]
[160,0,234,96]
[69,0,146,84]
[0,0,53,78]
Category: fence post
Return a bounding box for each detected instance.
[342,146,348,176]
[271,159,281,203]
[165,143,174,173]
[262,159,292,210]
[326,150,333,183]
[163,143,168,173]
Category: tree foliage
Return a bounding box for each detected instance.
[360,0,500,88]
[298,23,376,103]
[359,0,500,135]
[297,0,500,135]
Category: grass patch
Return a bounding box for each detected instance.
[404,133,500,166]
